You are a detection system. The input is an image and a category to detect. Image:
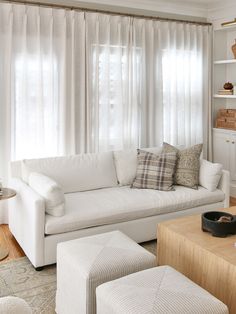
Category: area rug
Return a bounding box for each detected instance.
[0,240,156,313]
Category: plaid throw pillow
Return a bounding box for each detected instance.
[131,150,177,191]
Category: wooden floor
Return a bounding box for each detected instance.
[230,197,236,206]
[0,224,25,263]
[1,197,236,264]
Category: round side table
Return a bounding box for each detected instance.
[0,188,16,261]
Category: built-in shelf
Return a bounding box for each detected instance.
[214,59,236,64]
[214,94,236,99]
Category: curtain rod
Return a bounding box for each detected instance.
[1,0,212,26]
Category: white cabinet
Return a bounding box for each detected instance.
[212,21,236,196]
[213,128,236,181]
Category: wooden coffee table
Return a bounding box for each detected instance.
[157,207,236,314]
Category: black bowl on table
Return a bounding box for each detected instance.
[202,211,236,238]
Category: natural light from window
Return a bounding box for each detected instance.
[13,55,59,161]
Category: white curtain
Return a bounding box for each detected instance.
[0,3,86,176]
[133,20,212,151]
[85,14,212,152]
[85,13,140,152]
[161,22,212,153]
[0,4,211,222]
[0,4,86,223]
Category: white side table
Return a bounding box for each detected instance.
[0,188,16,261]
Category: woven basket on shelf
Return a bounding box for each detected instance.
[217,109,236,118]
[215,109,236,130]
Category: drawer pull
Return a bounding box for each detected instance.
[226,139,230,142]
[232,141,235,144]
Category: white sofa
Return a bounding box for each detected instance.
[9,148,230,268]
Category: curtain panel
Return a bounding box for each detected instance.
[0,3,212,181]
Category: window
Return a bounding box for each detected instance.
[12,54,59,160]
[162,49,203,146]
[92,44,141,151]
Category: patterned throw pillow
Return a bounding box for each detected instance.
[162,142,203,189]
[131,150,177,191]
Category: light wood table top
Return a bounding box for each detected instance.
[157,207,236,314]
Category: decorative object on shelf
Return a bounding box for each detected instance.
[217,82,234,96]
[218,109,236,118]
[224,82,234,90]
[215,109,236,130]
[221,18,236,28]
[218,89,233,95]
[232,39,236,58]
[202,211,236,237]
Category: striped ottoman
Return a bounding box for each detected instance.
[56,231,156,314]
[96,266,229,314]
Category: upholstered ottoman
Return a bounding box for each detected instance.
[56,230,156,314]
[96,266,229,314]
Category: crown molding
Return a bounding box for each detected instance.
[19,0,236,21]
[70,0,236,20]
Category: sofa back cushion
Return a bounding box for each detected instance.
[113,147,163,186]
[162,142,203,189]
[29,172,65,217]
[199,159,223,192]
[21,152,118,193]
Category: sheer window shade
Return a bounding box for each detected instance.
[162,49,203,147]
[91,44,141,152]
[0,4,86,170]
[13,55,59,160]
[0,4,212,181]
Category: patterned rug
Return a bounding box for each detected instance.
[0,240,156,313]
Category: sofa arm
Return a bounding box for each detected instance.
[9,178,46,267]
[217,170,230,208]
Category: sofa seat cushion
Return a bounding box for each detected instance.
[45,186,224,235]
